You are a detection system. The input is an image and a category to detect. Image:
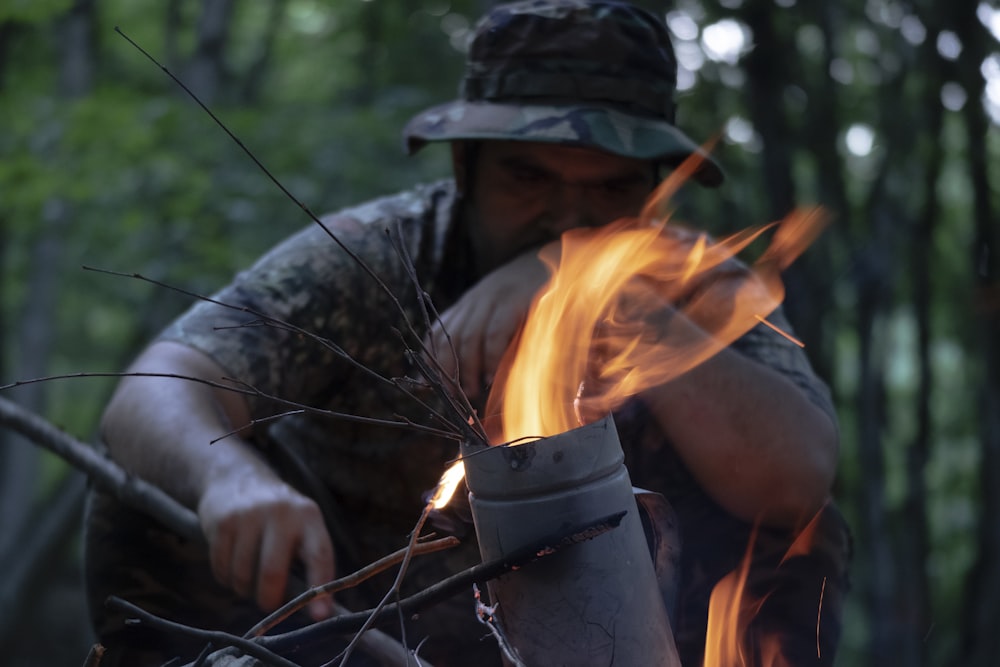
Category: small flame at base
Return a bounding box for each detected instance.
[704,527,772,667]
[703,507,829,667]
[429,460,466,509]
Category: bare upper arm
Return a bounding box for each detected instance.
[124,340,254,437]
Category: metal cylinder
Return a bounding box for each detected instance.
[461,414,680,666]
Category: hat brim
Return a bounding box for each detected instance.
[403,100,723,187]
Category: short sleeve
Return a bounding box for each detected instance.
[157,215,405,418]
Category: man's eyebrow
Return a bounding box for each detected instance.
[497,155,553,174]
[497,156,651,183]
[600,171,652,185]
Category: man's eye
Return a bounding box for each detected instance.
[511,169,550,185]
[599,180,642,198]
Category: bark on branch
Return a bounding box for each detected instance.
[0,394,202,540]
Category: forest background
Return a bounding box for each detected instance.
[0,0,997,666]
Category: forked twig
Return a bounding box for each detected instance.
[245,535,460,638]
[111,28,489,449]
[0,395,449,667]
[81,265,481,444]
[104,512,625,664]
[261,512,626,651]
[474,584,525,667]
[1,371,459,441]
[106,597,299,667]
[7,25,509,667]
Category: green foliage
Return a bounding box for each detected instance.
[0,0,74,23]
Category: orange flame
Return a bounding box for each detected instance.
[703,529,769,667]
[703,508,828,667]
[429,460,466,509]
[484,155,828,444]
[440,148,830,661]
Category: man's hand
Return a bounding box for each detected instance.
[198,471,335,621]
[426,245,554,403]
[101,342,338,621]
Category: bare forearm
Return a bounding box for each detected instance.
[100,341,273,510]
[645,347,838,528]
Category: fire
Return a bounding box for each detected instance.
[429,460,466,509]
[703,508,828,667]
[704,531,767,667]
[433,152,829,663]
[484,156,828,444]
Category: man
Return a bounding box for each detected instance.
[85,1,851,665]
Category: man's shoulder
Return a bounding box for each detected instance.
[257,179,459,271]
[331,179,458,228]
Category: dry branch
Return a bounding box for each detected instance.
[105,511,623,665]
[258,511,626,655]
[0,395,452,666]
[0,394,203,541]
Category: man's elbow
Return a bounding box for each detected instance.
[768,412,840,529]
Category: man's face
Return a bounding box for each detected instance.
[454,141,657,273]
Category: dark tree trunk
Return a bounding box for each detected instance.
[239,0,287,104]
[0,0,98,658]
[0,22,15,92]
[352,0,383,106]
[57,0,96,96]
[740,4,836,381]
[793,2,853,386]
[740,5,795,219]
[953,0,1000,663]
[164,0,183,70]
[185,0,234,103]
[853,200,898,667]
[903,61,941,667]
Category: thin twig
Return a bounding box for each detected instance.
[112,29,488,449]
[333,506,434,666]
[106,597,300,667]
[81,266,471,442]
[105,514,623,664]
[1,372,459,441]
[385,226,488,444]
[474,584,525,667]
[246,536,460,638]
[81,644,105,667]
[330,603,435,667]
[261,511,627,654]
[0,395,450,667]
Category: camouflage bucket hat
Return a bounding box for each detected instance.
[403,0,723,186]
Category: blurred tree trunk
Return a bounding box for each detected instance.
[164,0,183,70]
[185,0,234,103]
[352,0,382,106]
[902,15,945,665]
[953,1,1000,663]
[239,0,287,104]
[0,0,97,657]
[739,4,836,381]
[0,21,13,90]
[849,7,916,654]
[795,3,852,387]
[853,196,897,667]
[0,19,18,566]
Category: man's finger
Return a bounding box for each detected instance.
[230,521,263,600]
[256,521,296,611]
[301,528,336,620]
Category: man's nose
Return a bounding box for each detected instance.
[541,182,598,235]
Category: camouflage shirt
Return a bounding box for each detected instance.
[159,179,483,571]
[104,178,849,666]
